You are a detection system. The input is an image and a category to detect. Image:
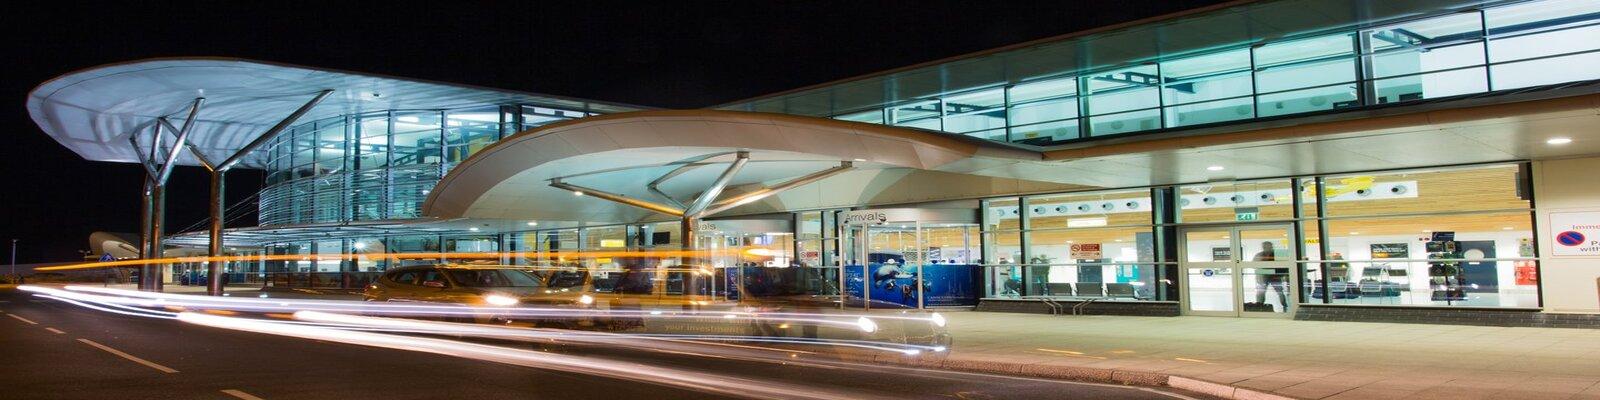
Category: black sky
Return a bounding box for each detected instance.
[1,0,1226,263]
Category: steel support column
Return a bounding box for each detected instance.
[206,169,226,295]
[138,180,154,288]
[146,184,166,292]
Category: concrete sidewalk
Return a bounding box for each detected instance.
[911,311,1600,400]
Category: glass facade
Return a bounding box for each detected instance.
[259,104,604,226]
[724,0,1600,146]
[979,163,1539,309]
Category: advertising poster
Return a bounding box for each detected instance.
[1370,243,1409,259]
[1550,211,1600,256]
[843,263,980,308]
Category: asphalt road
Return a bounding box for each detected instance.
[0,288,1212,400]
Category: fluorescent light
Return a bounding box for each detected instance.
[526,221,538,226]
[468,227,480,232]
[572,191,584,196]
[1067,217,1108,228]
[1547,137,1573,145]
[1207,165,1226,171]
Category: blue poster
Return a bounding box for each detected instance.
[844,263,981,308]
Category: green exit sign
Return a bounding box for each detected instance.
[1235,207,1260,221]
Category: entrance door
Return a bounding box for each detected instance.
[1179,224,1297,317]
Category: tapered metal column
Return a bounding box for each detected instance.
[206,170,226,295]
[681,216,704,306]
[144,184,166,292]
[138,180,153,267]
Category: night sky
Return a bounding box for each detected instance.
[1,0,1225,263]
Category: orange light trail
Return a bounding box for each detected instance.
[36,249,736,271]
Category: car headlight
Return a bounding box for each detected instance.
[577,294,595,305]
[930,312,947,328]
[856,316,878,333]
[484,294,519,306]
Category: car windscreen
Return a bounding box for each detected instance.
[445,269,544,288]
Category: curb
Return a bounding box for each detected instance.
[851,353,1298,400]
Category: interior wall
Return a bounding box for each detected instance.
[1534,156,1600,313]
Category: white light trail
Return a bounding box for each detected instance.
[177,312,870,400]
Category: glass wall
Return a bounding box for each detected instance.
[1310,165,1538,307]
[733,0,1600,146]
[259,103,611,226]
[979,163,1538,309]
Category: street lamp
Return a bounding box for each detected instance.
[10,239,17,277]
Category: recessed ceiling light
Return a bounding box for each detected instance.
[1207,165,1226,171]
[468,227,480,232]
[527,221,539,226]
[1547,137,1573,145]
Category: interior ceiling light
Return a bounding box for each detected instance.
[1207,165,1226,171]
[572,191,584,196]
[527,221,538,226]
[1546,137,1572,145]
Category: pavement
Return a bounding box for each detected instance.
[906,310,1600,400]
[0,288,1209,400]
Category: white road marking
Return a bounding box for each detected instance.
[221,389,264,400]
[76,339,179,373]
[7,314,38,325]
[45,327,65,334]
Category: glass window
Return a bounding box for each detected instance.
[1254,34,1359,117]
[1083,64,1161,136]
[387,235,440,267]
[506,232,538,267]
[942,87,1006,135]
[1321,165,1529,217]
[445,108,501,163]
[1020,188,1160,300]
[355,113,389,170]
[1485,2,1600,90]
[833,109,884,124]
[1307,164,1537,308]
[446,269,543,287]
[313,121,347,174]
[1178,180,1296,223]
[889,100,942,130]
[388,270,420,285]
[392,112,442,167]
[1026,189,1153,230]
[1162,48,1254,127]
[1009,77,1077,104]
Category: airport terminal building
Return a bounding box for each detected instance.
[28,0,1600,325]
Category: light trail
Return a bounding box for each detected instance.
[58,286,943,332]
[37,249,721,271]
[292,311,940,355]
[24,285,949,355]
[177,312,875,400]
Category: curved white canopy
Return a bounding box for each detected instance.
[423,110,1071,223]
[27,57,641,169]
